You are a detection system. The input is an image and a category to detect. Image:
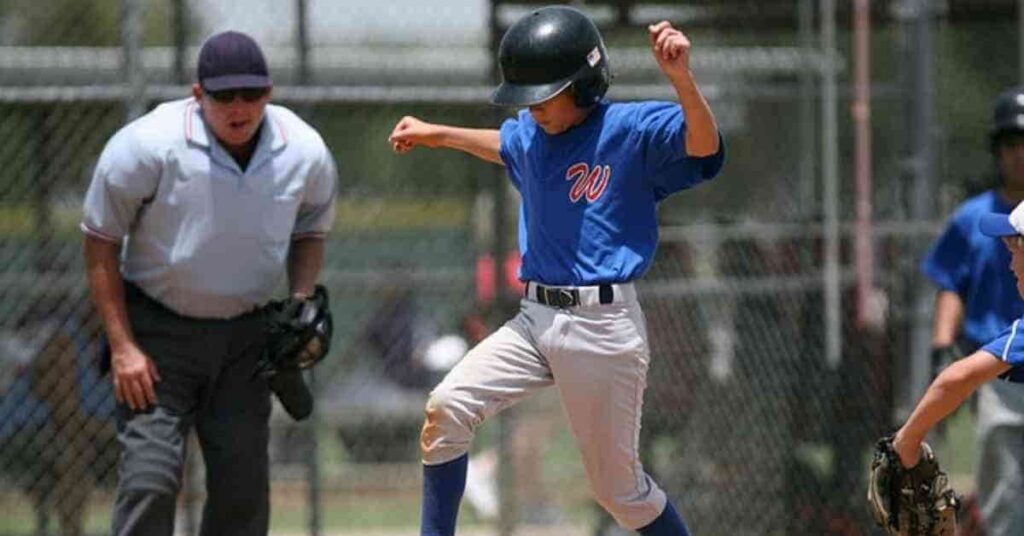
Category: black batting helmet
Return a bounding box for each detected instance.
[991,86,1024,150]
[491,6,610,108]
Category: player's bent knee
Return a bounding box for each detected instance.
[592,489,621,513]
[420,392,456,456]
[420,389,476,463]
[591,485,666,530]
[598,500,658,531]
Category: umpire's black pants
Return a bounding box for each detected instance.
[111,284,271,536]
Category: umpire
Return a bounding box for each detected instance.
[80,31,337,535]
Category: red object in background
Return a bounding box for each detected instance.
[475,251,525,305]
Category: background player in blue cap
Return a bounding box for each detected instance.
[81,30,336,535]
[894,200,1024,470]
[920,86,1024,533]
[388,6,723,536]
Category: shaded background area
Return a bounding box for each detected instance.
[1,0,1022,535]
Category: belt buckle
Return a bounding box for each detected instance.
[545,287,579,308]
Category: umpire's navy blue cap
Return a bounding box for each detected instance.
[980,202,1024,237]
[197,31,272,92]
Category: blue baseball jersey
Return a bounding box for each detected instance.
[498,101,725,286]
[981,318,1024,382]
[922,190,1024,345]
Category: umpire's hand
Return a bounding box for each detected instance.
[111,342,161,410]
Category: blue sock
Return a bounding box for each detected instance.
[420,454,468,536]
[637,500,690,536]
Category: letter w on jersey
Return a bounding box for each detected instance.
[566,163,611,203]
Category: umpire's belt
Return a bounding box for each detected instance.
[524,281,636,308]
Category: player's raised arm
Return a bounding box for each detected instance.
[388,116,503,165]
[648,21,719,158]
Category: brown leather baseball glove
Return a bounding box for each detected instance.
[867,436,960,535]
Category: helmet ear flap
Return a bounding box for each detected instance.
[569,80,591,108]
[571,71,610,108]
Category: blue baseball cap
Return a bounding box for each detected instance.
[979,201,1024,237]
[197,31,272,92]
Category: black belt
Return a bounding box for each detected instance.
[532,283,614,308]
[123,280,265,323]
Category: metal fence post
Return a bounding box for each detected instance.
[291,4,322,536]
[853,0,877,328]
[891,0,937,415]
[798,0,816,218]
[909,0,938,410]
[489,3,518,535]
[122,0,145,122]
[820,0,842,369]
[173,0,187,85]
[297,0,311,86]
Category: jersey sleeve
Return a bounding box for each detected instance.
[292,145,338,239]
[981,319,1024,382]
[920,213,972,293]
[635,102,725,201]
[498,115,525,191]
[80,125,161,243]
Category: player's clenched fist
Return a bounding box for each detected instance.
[648,21,691,81]
[389,116,445,153]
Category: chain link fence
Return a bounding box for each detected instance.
[1,1,1023,535]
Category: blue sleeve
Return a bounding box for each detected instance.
[921,214,972,294]
[499,116,524,191]
[80,125,161,242]
[636,102,725,201]
[981,319,1024,382]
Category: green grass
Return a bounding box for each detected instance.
[0,492,113,534]
[932,397,979,492]
[0,488,485,534]
[270,491,424,531]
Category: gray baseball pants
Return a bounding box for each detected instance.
[421,283,668,530]
[111,284,271,536]
[976,380,1024,536]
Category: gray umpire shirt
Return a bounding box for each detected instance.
[81,98,337,319]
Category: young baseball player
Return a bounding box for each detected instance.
[920,86,1024,534]
[894,201,1024,471]
[388,7,723,536]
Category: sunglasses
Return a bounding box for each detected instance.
[204,87,269,104]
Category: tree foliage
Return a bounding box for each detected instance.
[0,0,196,46]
